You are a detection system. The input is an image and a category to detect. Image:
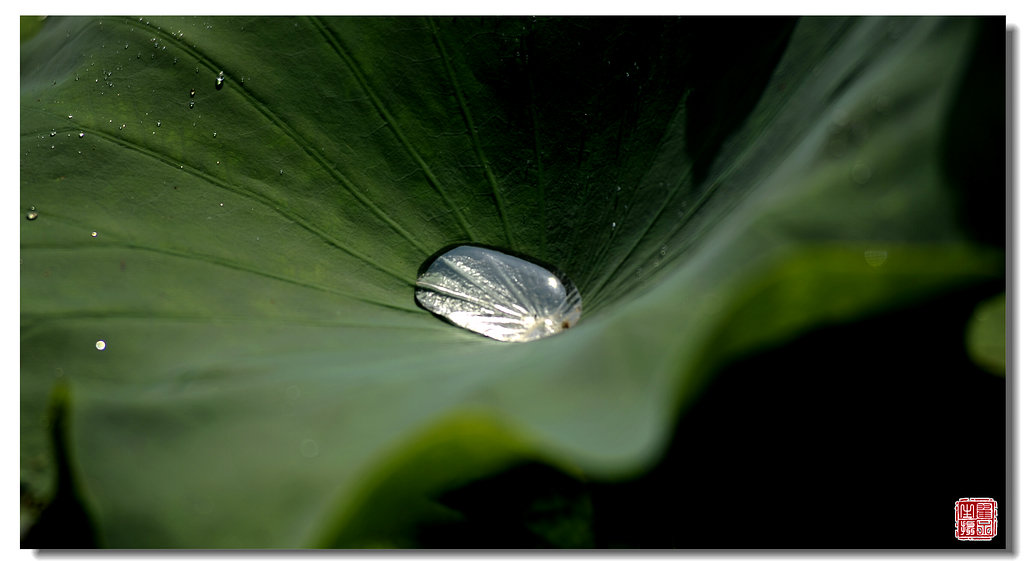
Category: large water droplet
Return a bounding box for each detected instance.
[26,210,39,221]
[415,246,581,342]
[216,70,225,89]
[95,340,106,350]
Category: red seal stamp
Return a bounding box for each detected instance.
[955,498,998,541]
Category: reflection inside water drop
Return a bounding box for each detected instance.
[415,246,581,343]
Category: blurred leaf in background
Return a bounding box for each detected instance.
[20,16,1004,548]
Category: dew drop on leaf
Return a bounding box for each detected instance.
[850,161,873,185]
[415,246,581,343]
[864,249,888,267]
[300,439,319,458]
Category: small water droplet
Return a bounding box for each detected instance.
[156,120,161,127]
[300,439,319,458]
[78,132,85,138]
[49,130,56,137]
[611,221,617,229]
[189,88,196,97]
[864,249,888,268]
[279,169,284,175]
[95,340,106,350]
[26,210,39,221]
[67,115,73,119]
[659,245,667,257]
[850,162,873,185]
[415,246,582,343]
[219,202,224,207]
[212,132,217,138]
[124,42,129,49]
[189,100,195,108]
[90,231,98,237]
[216,70,225,89]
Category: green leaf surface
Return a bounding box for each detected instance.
[966,293,1006,376]
[21,16,1002,547]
